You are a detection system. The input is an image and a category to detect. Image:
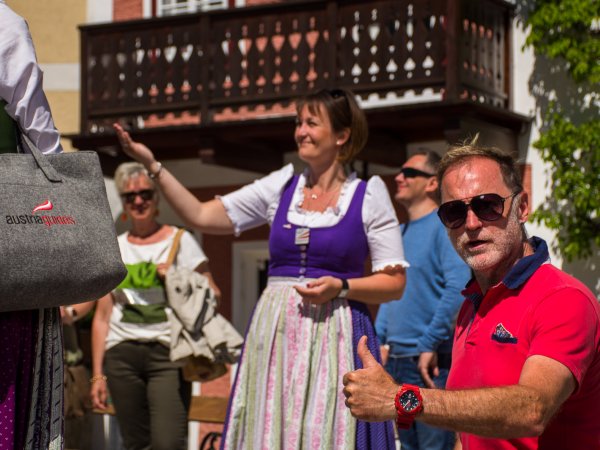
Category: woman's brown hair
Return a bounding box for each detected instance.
[295,88,368,164]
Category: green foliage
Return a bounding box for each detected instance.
[531,110,600,260]
[525,0,600,261]
[525,0,600,84]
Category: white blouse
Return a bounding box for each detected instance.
[105,228,208,349]
[220,164,408,272]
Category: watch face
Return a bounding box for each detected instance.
[400,390,420,413]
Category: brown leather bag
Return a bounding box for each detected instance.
[64,364,92,418]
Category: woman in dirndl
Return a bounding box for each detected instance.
[114,87,407,450]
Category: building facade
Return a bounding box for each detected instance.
[8,0,599,448]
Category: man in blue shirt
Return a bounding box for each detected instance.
[375,150,470,450]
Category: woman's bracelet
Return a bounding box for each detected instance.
[90,374,108,384]
[148,161,163,180]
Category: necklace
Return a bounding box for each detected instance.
[305,179,343,199]
[309,186,340,200]
[302,183,343,212]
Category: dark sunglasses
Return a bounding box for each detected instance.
[121,189,155,204]
[438,190,522,229]
[400,167,435,178]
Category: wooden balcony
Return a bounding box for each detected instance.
[69,0,529,174]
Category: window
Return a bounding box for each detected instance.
[156,0,228,16]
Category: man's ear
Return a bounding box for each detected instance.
[425,176,438,194]
[518,190,529,223]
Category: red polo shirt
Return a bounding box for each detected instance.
[446,238,600,449]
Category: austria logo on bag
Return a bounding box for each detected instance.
[5,199,76,228]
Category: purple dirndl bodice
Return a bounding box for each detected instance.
[269,175,369,280]
[269,175,395,450]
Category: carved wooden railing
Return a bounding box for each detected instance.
[79,0,513,134]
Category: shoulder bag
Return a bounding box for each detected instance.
[165,229,243,382]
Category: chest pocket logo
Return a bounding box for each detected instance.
[491,323,518,344]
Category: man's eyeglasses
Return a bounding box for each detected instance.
[400,167,435,178]
[121,189,155,204]
[437,190,522,229]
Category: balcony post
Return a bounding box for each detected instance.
[504,5,513,110]
[79,28,89,134]
[325,0,338,89]
[445,0,461,102]
[199,14,211,124]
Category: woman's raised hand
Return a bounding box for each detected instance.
[113,123,156,167]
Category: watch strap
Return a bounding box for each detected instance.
[395,414,414,430]
[338,278,349,298]
[394,383,423,430]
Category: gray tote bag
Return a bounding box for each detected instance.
[0,135,127,311]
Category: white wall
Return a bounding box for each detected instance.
[511,13,599,295]
[510,20,561,261]
[87,0,113,23]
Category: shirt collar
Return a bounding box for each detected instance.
[463,236,550,298]
[503,236,550,289]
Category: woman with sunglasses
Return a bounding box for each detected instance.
[114,88,407,450]
[90,162,221,450]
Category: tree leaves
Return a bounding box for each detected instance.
[525,0,600,84]
[524,0,599,261]
[531,108,600,260]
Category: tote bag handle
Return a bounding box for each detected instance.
[17,131,63,183]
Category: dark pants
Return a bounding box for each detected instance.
[385,354,455,450]
[105,341,191,450]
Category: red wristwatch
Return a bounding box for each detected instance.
[394,384,423,429]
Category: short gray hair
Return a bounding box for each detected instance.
[114,162,156,194]
[437,135,523,192]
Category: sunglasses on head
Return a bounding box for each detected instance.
[121,189,155,204]
[400,167,435,178]
[328,89,346,99]
[437,190,522,229]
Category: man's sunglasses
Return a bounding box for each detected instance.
[437,190,522,229]
[400,167,435,178]
[121,189,155,204]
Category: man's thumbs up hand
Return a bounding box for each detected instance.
[342,336,399,422]
[357,335,378,369]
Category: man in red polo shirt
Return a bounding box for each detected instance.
[342,140,600,449]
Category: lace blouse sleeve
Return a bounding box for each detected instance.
[219,164,294,236]
[363,176,409,272]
